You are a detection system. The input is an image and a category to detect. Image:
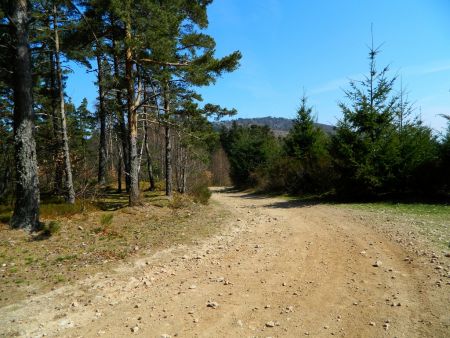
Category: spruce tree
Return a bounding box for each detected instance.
[284,95,329,193]
[332,44,399,197]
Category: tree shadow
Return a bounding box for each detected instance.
[30,231,51,241]
[263,198,325,209]
[95,192,129,211]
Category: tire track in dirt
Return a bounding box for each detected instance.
[1,189,448,337]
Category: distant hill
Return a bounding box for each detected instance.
[213,116,335,136]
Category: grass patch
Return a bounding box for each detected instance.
[40,201,95,218]
[100,213,114,226]
[55,254,77,262]
[24,256,37,265]
[0,189,229,307]
[347,202,450,216]
[342,202,450,250]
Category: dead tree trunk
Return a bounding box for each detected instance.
[53,5,75,204]
[97,52,107,185]
[10,0,40,231]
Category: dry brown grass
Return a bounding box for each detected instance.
[0,190,228,307]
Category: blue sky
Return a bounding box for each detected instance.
[67,0,450,132]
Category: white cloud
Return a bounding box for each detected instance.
[309,73,363,95]
[403,60,450,76]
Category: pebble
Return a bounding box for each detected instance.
[131,326,139,333]
[160,334,171,338]
[189,285,197,289]
[369,322,376,326]
[373,260,382,267]
[265,321,275,327]
[207,301,219,309]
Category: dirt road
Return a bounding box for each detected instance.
[1,189,449,337]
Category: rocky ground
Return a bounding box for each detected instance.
[1,189,449,337]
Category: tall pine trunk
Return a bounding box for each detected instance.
[10,0,40,231]
[49,49,64,193]
[96,52,107,185]
[125,20,140,205]
[112,22,130,192]
[163,83,172,197]
[165,124,172,197]
[143,85,155,191]
[53,5,75,204]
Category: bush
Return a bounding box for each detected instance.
[189,171,212,204]
[191,184,211,204]
[169,193,191,209]
[42,221,61,236]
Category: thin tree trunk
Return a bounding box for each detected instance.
[96,52,107,185]
[163,81,172,197]
[165,123,172,197]
[125,19,140,206]
[143,86,156,191]
[10,0,40,231]
[117,141,123,193]
[53,5,75,204]
[49,48,64,193]
[180,147,188,194]
[112,21,130,192]
[144,130,156,191]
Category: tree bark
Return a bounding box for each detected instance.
[10,0,40,231]
[165,124,172,197]
[53,5,75,204]
[163,82,172,197]
[180,147,188,194]
[96,52,107,185]
[125,19,140,206]
[144,117,156,191]
[112,21,130,192]
[49,48,64,193]
[117,140,123,193]
[142,85,155,191]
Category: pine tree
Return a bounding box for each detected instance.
[284,95,330,193]
[9,0,41,230]
[332,43,399,197]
